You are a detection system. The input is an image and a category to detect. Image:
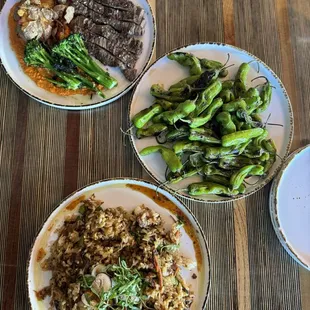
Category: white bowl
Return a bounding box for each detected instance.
[0,0,156,110]
[270,145,310,270]
[128,42,294,203]
[27,178,211,309]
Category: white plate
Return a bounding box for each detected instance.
[270,145,310,270]
[0,0,155,110]
[128,42,294,203]
[27,178,211,309]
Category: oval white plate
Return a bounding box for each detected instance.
[128,42,294,203]
[0,0,155,110]
[270,145,310,270]
[27,178,211,309]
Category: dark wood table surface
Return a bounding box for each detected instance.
[0,0,310,309]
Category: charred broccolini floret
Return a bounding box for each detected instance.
[24,40,104,97]
[52,34,118,90]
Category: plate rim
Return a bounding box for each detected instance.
[128,41,294,204]
[0,0,156,110]
[26,177,211,309]
[269,144,310,270]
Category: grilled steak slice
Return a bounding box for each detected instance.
[71,1,144,36]
[72,25,138,68]
[70,16,143,55]
[86,42,138,81]
[94,0,135,11]
[86,42,119,67]
[72,0,144,24]
[122,68,137,82]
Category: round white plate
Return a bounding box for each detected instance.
[270,145,310,270]
[27,178,210,309]
[0,0,155,110]
[128,42,294,203]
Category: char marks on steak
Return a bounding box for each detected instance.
[71,16,143,55]
[69,0,145,81]
[86,42,137,81]
[71,0,145,36]
[72,0,144,24]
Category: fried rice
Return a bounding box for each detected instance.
[38,195,197,309]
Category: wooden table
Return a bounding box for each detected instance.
[0,0,309,309]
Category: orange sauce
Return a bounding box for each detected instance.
[65,195,85,210]
[8,2,90,96]
[36,247,46,262]
[126,184,203,270]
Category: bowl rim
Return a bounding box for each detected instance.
[127,41,294,204]
[26,177,211,309]
[0,0,156,110]
[269,144,310,270]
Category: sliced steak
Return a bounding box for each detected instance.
[94,0,135,11]
[122,68,137,82]
[70,16,143,55]
[72,24,138,68]
[87,42,138,81]
[71,1,144,36]
[86,42,119,67]
[72,0,144,24]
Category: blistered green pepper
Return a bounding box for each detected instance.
[166,126,190,142]
[168,166,202,184]
[136,123,168,139]
[222,128,264,147]
[132,104,163,129]
[173,141,202,154]
[191,80,222,117]
[222,80,234,90]
[262,138,277,154]
[155,99,176,110]
[188,182,239,196]
[168,75,200,91]
[222,99,247,112]
[231,115,245,131]
[243,87,260,98]
[230,165,264,190]
[255,81,273,113]
[189,128,221,144]
[167,52,202,75]
[219,156,256,169]
[150,84,190,102]
[234,62,251,97]
[161,98,197,125]
[140,146,182,173]
[216,112,237,135]
[202,164,233,177]
[204,145,240,160]
[190,98,223,128]
[244,96,262,114]
[200,58,223,69]
[218,89,235,103]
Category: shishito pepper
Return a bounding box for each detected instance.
[190,80,222,117]
[188,182,239,196]
[234,62,251,97]
[255,80,273,113]
[160,98,197,125]
[190,98,224,128]
[221,128,264,147]
[132,104,163,129]
[140,146,182,173]
[216,112,237,135]
[230,165,264,190]
[136,123,168,139]
[167,52,202,75]
[189,128,221,144]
